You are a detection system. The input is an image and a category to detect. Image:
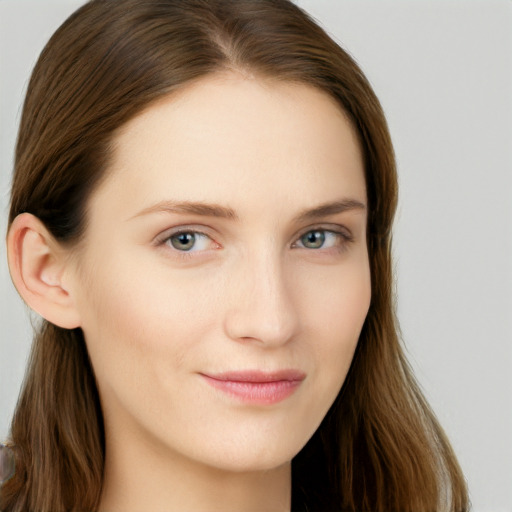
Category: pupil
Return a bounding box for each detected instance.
[171,232,195,251]
[303,230,324,248]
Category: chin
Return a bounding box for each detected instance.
[185,428,309,474]
[204,450,295,474]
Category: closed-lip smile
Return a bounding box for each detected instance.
[199,370,306,405]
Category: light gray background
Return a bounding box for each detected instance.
[1,1,511,510]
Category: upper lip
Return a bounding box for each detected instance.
[200,370,306,383]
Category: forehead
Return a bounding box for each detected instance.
[92,72,366,220]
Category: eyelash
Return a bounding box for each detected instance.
[154,228,217,260]
[155,226,354,259]
[292,229,353,252]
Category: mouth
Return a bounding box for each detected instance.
[199,370,306,405]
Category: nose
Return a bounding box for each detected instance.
[223,251,299,347]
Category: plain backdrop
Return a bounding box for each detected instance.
[1,1,511,510]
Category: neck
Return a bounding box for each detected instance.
[98,425,292,512]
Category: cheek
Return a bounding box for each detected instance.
[299,254,371,339]
[75,253,221,391]
[297,254,371,386]
[74,254,230,446]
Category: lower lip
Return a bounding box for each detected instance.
[201,375,303,405]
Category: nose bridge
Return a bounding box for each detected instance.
[224,245,298,346]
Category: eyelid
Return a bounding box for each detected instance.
[153,223,354,258]
[293,224,354,242]
[153,226,219,249]
[291,225,355,253]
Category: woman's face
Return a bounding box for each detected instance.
[68,72,370,472]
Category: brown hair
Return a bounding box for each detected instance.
[2,0,468,510]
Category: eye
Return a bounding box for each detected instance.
[165,231,213,252]
[300,230,327,249]
[295,229,351,250]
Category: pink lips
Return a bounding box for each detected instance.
[200,370,306,405]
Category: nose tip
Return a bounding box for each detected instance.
[223,260,299,347]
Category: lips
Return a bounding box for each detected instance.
[200,370,306,405]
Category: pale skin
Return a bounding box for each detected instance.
[8,72,370,512]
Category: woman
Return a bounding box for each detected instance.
[1,0,468,510]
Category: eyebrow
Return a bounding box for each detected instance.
[130,201,238,220]
[293,199,366,223]
[130,198,366,222]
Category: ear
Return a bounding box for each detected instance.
[7,213,82,329]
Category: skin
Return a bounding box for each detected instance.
[9,72,371,512]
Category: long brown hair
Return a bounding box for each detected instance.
[2,1,468,510]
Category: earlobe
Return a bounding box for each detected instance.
[7,213,82,329]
